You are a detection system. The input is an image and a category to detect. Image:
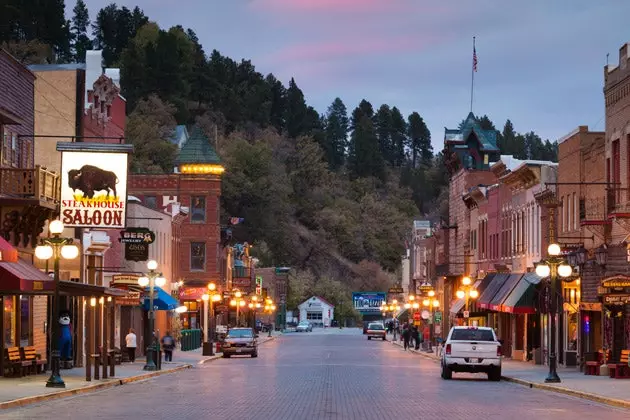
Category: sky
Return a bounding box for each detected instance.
[78,0,630,151]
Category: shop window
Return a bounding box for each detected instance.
[566,312,578,351]
[190,196,206,223]
[3,296,15,347]
[145,196,157,209]
[20,296,31,347]
[190,242,206,271]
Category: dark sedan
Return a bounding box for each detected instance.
[222,328,258,358]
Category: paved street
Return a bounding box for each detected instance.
[2,329,629,420]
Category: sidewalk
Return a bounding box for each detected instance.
[389,335,630,409]
[0,332,279,409]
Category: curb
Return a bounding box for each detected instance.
[0,364,192,410]
[501,375,630,410]
[391,340,440,361]
[391,339,630,410]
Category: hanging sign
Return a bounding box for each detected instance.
[602,276,630,288]
[58,144,132,228]
[120,228,155,244]
[603,294,630,305]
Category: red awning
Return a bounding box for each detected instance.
[0,258,54,294]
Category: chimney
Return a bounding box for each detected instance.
[84,50,104,110]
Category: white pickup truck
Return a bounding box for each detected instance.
[441,326,502,381]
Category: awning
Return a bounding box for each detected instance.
[489,274,523,311]
[450,298,465,314]
[501,272,541,314]
[478,273,510,309]
[0,258,54,294]
[476,272,497,295]
[143,286,178,311]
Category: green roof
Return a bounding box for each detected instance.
[175,125,221,165]
[445,112,499,152]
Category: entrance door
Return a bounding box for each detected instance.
[120,307,144,359]
[612,313,625,360]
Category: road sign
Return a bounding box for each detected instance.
[421,310,430,320]
[434,311,442,323]
[463,310,470,318]
[413,312,421,321]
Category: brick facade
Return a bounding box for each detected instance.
[129,174,222,286]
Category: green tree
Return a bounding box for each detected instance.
[375,104,394,165]
[71,0,92,62]
[93,4,148,66]
[500,119,516,154]
[348,104,385,181]
[285,78,308,138]
[407,112,432,167]
[126,95,178,173]
[390,107,407,167]
[324,98,349,169]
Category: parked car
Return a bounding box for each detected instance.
[441,326,502,381]
[366,322,386,341]
[222,327,258,358]
[296,321,313,332]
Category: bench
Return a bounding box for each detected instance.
[585,349,609,375]
[21,346,46,374]
[3,347,32,377]
[608,350,630,379]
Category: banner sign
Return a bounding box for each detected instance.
[602,276,630,288]
[60,149,129,228]
[352,292,386,313]
[179,287,207,301]
[603,294,630,305]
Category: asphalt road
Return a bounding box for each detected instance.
[2,328,628,420]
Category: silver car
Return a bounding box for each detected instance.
[296,321,313,332]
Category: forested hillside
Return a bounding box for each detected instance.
[1,1,558,310]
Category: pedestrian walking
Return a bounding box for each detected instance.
[125,328,137,362]
[161,331,176,362]
[402,325,411,350]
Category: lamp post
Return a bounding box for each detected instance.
[35,220,79,388]
[202,283,221,356]
[422,293,440,352]
[230,290,246,327]
[381,301,401,340]
[264,299,276,337]
[137,260,166,371]
[456,276,479,326]
[535,243,573,383]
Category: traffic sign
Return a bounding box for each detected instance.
[463,310,470,318]
[413,312,421,321]
[434,311,442,323]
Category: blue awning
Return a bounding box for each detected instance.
[142,286,178,311]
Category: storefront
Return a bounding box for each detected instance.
[179,287,206,330]
[600,275,630,360]
[562,280,580,366]
[298,296,334,327]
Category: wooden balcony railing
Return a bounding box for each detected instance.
[0,166,60,204]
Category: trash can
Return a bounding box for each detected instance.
[148,345,162,370]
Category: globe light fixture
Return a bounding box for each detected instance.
[456,290,465,299]
[155,276,166,287]
[212,294,221,302]
[535,264,551,278]
[412,302,419,309]
[548,243,561,257]
[469,290,479,299]
[428,290,435,297]
[201,293,209,301]
[462,276,472,286]
[147,260,158,270]
[138,277,150,287]
[404,303,411,309]
[208,282,216,291]
[49,220,64,235]
[35,245,54,260]
[60,244,79,260]
[230,299,237,306]
[432,300,439,308]
[423,299,430,307]
[558,264,573,278]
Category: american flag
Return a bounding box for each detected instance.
[473,45,478,72]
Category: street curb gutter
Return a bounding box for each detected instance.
[392,339,630,410]
[501,376,630,410]
[0,364,192,410]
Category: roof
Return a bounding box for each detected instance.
[444,112,499,152]
[174,125,221,165]
[299,295,334,308]
[170,125,189,148]
[28,63,85,72]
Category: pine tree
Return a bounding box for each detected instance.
[93,4,148,66]
[324,98,349,169]
[407,112,431,167]
[71,0,92,62]
[266,74,287,133]
[285,78,308,138]
[375,104,394,165]
[501,119,516,155]
[390,107,407,167]
[348,110,384,180]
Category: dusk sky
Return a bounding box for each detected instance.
[80,0,630,150]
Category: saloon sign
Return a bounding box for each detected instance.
[58,144,131,228]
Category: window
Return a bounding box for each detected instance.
[190,196,206,223]
[2,126,10,164]
[450,328,495,341]
[307,312,323,320]
[579,198,586,220]
[573,193,578,230]
[20,296,31,347]
[190,242,206,271]
[613,139,620,202]
[145,196,157,209]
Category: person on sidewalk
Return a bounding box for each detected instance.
[413,325,421,350]
[402,324,411,350]
[161,331,175,362]
[125,328,137,363]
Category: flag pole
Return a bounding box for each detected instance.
[470,36,476,113]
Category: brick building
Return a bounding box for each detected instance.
[0,49,54,376]
[128,126,223,329]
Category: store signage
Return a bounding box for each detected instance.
[111,274,140,288]
[388,286,404,294]
[255,275,263,295]
[602,276,630,288]
[352,292,386,313]
[179,287,207,300]
[233,277,252,290]
[116,291,141,306]
[120,228,155,244]
[603,294,630,305]
[60,149,129,228]
[579,302,602,311]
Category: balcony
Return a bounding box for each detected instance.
[0,166,59,208]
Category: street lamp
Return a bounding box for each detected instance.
[230,290,246,326]
[264,299,276,337]
[202,282,221,356]
[138,260,166,371]
[535,242,573,383]
[456,276,478,325]
[35,220,79,388]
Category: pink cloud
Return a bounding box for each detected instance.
[249,0,408,14]
[267,34,448,63]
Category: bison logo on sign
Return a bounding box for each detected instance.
[60,151,128,228]
[68,165,119,199]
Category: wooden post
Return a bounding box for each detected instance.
[85,299,92,381]
[102,299,108,379]
[94,299,101,380]
[109,301,115,377]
